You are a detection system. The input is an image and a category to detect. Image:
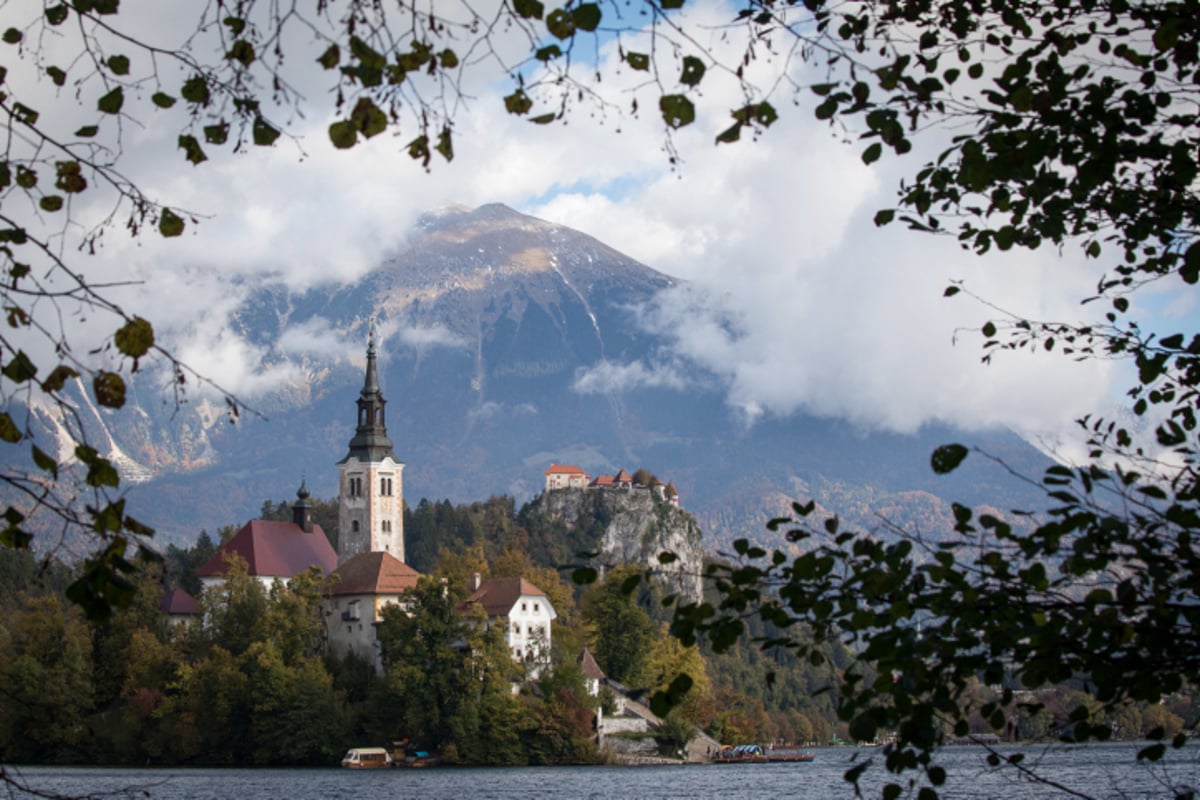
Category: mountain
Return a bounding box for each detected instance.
[20,203,1054,553]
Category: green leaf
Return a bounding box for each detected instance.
[2,351,37,383]
[659,94,695,129]
[514,0,544,18]
[92,370,126,408]
[148,91,175,109]
[439,49,459,69]
[435,127,453,162]
[931,443,969,474]
[349,97,387,138]
[680,55,705,87]
[181,75,210,105]
[158,208,184,238]
[660,0,685,8]
[572,3,601,31]
[106,54,129,75]
[874,209,895,226]
[546,8,575,39]
[529,112,556,124]
[252,116,280,146]
[177,134,207,165]
[1181,241,1200,284]
[114,316,154,359]
[504,90,533,115]
[626,51,650,71]
[862,142,883,164]
[715,122,742,144]
[46,66,67,86]
[227,39,255,67]
[31,445,57,478]
[45,5,69,24]
[97,86,124,114]
[204,122,229,144]
[39,195,63,212]
[223,15,246,35]
[982,321,997,337]
[54,161,85,193]
[317,44,340,69]
[328,119,357,149]
[3,28,22,45]
[41,364,78,392]
[12,103,38,125]
[535,44,563,61]
[943,285,960,297]
[0,412,20,443]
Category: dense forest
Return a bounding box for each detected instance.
[0,493,1193,766]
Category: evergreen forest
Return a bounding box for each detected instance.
[0,494,1193,767]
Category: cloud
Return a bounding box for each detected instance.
[572,359,689,395]
[12,0,1138,450]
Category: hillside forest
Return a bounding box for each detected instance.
[0,494,1193,766]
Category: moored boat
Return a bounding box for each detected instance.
[712,744,815,763]
[341,747,392,768]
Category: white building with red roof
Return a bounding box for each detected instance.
[544,463,588,491]
[457,575,557,678]
[325,551,421,668]
[196,482,338,590]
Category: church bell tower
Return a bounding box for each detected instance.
[337,329,404,563]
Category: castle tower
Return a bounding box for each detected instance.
[338,330,404,563]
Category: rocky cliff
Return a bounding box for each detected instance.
[526,487,704,604]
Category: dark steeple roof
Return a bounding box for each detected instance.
[342,328,397,463]
[292,478,314,532]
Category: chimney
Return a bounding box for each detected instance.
[470,572,482,592]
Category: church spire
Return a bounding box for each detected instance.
[343,327,396,463]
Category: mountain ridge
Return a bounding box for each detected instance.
[10,203,1054,557]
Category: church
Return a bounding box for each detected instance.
[192,330,555,673]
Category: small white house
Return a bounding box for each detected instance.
[457,576,557,678]
[324,551,421,671]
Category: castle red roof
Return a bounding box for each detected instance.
[457,577,552,618]
[196,519,337,579]
[330,551,421,596]
[614,469,633,483]
[545,463,586,475]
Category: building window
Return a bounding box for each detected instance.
[534,603,540,613]
[351,520,360,533]
[521,602,527,612]
[513,622,521,634]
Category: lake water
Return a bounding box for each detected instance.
[5,743,1198,800]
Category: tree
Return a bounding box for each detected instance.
[1,0,1198,792]
[580,565,656,687]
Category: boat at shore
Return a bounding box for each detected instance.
[712,744,815,763]
[340,748,392,768]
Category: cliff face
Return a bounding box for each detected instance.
[529,488,704,603]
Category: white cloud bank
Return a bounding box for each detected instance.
[18,0,1146,448]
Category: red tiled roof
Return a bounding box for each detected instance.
[578,647,606,680]
[546,463,586,475]
[590,475,615,487]
[330,551,421,596]
[456,577,550,618]
[614,469,633,483]
[196,519,338,579]
[160,587,199,616]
